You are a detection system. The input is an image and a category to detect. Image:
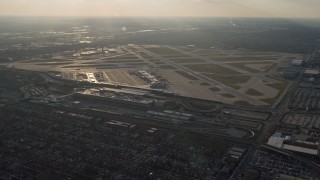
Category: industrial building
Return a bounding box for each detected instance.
[267,132,319,156]
[73,87,165,108]
[282,69,299,80]
[291,59,304,66]
[304,69,320,77]
[80,50,101,56]
[137,71,168,89]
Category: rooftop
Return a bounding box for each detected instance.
[283,144,318,155]
[304,69,320,75]
[267,136,284,148]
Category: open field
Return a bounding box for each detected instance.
[20,59,74,63]
[36,62,73,66]
[209,87,220,92]
[175,71,199,80]
[210,56,279,61]
[169,58,205,64]
[146,47,183,55]
[261,82,289,105]
[228,62,273,73]
[92,60,144,63]
[221,93,236,98]
[267,82,289,92]
[184,64,241,75]
[102,56,140,60]
[234,101,252,106]
[245,88,264,96]
[203,73,251,89]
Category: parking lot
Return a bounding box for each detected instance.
[245,149,319,179]
[290,88,320,110]
[283,114,320,129]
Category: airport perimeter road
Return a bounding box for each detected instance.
[165,46,281,84]
[132,45,266,105]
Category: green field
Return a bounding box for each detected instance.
[184,64,241,75]
[209,87,220,92]
[245,89,264,96]
[170,58,205,63]
[211,56,278,61]
[261,82,289,105]
[228,63,265,73]
[203,73,251,89]
[221,93,235,98]
[146,47,182,55]
[175,71,199,80]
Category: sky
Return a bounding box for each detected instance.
[0,0,320,18]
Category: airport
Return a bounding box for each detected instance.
[0,17,320,179]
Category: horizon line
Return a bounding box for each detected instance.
[0,15,320,20]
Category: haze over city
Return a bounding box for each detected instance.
[0,0,320,18]
[1,0,320,179]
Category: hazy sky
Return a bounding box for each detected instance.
[0,0,320,18]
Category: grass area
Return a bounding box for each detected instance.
[146,47,181,55]
[221,93,235,98]
[21,59,74,63]
[175,71,199,80]
[103,54,136,58]
[203,73,250,89]
[200,82,210,86]
[265,63,277,73]
[268,74,288,82]
[170,58,205,63]
[245,88,264,96]
[82,62,148,66]
[159,65,176,69]
[103,56,138,60]
[211,56,278,61]
[268,82,289,92]
[100,60,143,63]
[261,98,277,105]
[302,54,311,61]
[154,62,166,64]
[62,64,117,68]
[139,53,153,58]
[209,87,220,92]
[184,64,241,75]
[228,63,266,73]
[35,62,73,66]
[261,82,289,105]
[193,49,221,54]
[234,101,252,106]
